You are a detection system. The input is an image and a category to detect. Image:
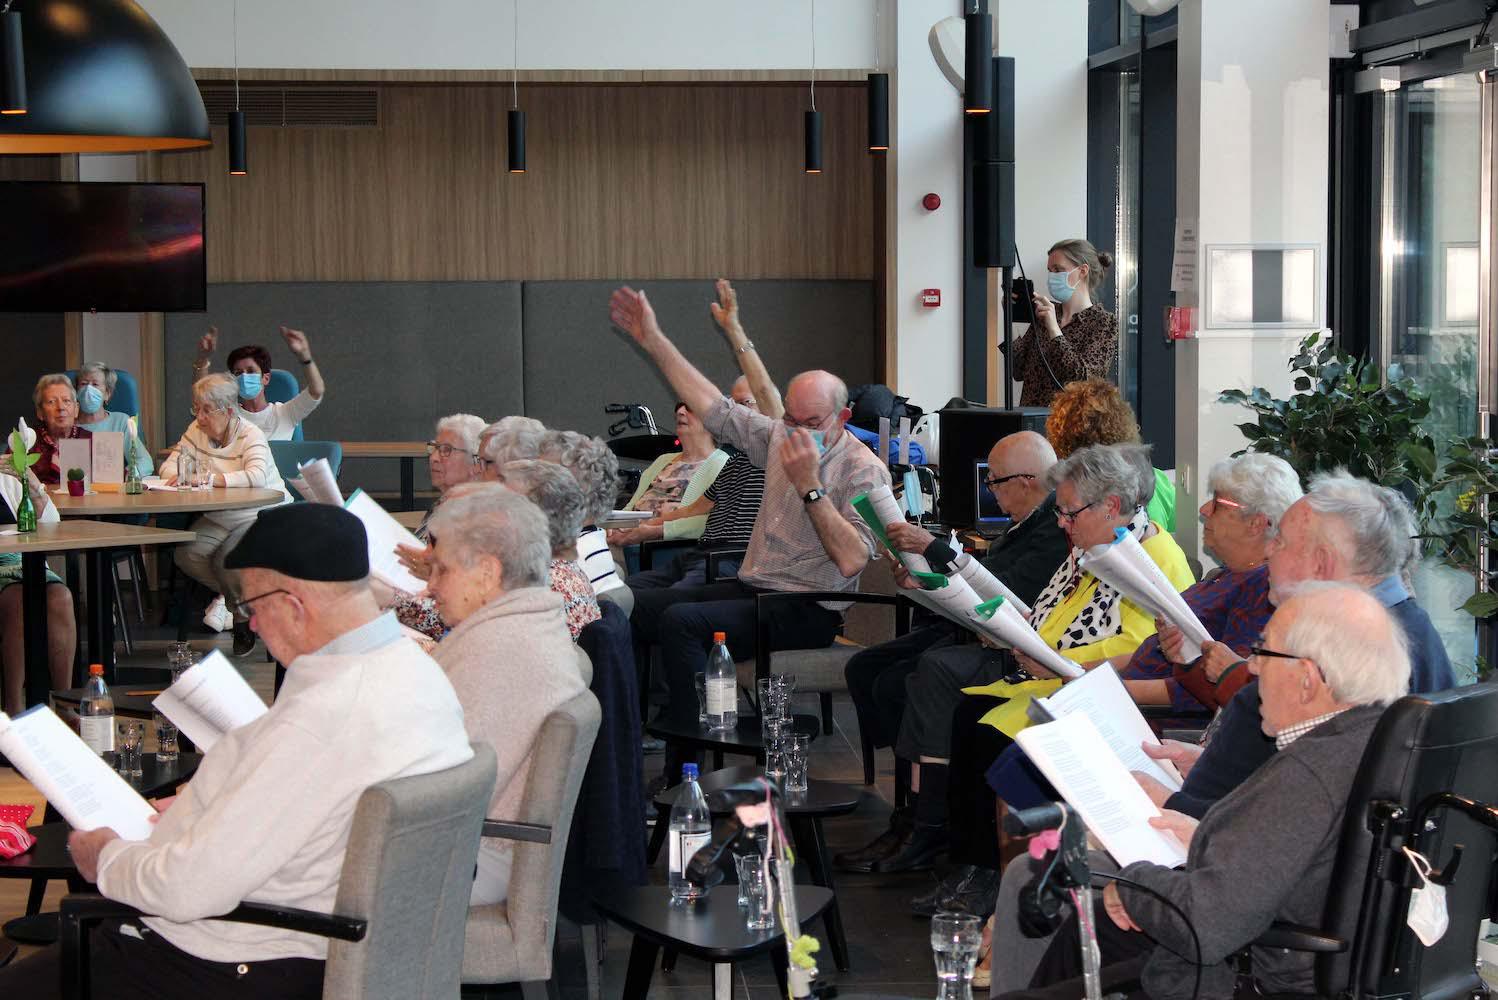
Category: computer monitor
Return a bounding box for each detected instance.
[974,461,1012,529]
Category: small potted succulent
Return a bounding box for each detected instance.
[65,467,86,497]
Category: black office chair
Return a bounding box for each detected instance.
[1237,683,1498,1000]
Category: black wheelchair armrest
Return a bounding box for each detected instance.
[1253,921,1348,953]
[481,820,553,844]
[638,538,695,572]
[705,547,748,583]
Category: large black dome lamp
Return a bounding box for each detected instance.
[0,0,209,153]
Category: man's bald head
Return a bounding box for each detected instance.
[786,370,849,415]
[983,431,1056,524]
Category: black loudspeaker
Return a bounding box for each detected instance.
[972,56,1015,270]
[937,405,1050,527]
[973,160,1015,269]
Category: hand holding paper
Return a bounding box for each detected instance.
[966,596,1084,679]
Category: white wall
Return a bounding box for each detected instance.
[138,0,877,71]
[891,0,1087,410]
[1174,0,1330,563]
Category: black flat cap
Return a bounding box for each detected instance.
[224,503,370,581]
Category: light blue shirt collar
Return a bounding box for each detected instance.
[314,611,403,658]
[1369,574,1409,609]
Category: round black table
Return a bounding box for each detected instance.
[646,765,861,973]
[1,752,202,946]
[590,883,834,1000]
[645,713,821,770]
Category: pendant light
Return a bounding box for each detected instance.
[867,0,886,152]
[804,0,821,174]
[1,3,25,116]
[963,3,991,116]
[508,0,525,174]
[0,0,208,152]
[228,0,246,175]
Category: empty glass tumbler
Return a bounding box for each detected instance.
[931,911,983,999]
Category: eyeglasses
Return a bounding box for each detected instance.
[985,473,1035,489]
[782,412,831,431]
[192,403,231,417]
[426,442,474,459]
[1206,494,1246,515]
[1249,641,1327,682]
[1056,501,1096,524]
[234,588,289,619]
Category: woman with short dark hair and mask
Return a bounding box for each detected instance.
[190,324,326,440]
[1010,238,1119,407]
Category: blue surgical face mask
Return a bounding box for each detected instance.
[236,372,263,399]
[77,385,104,415]
[808,430,828,455]
[1047,267,1079,304]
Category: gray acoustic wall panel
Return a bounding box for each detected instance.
[520,279,877,439]
[0,315,66,431]
[164,281,524,492]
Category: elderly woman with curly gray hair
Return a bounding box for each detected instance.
[496,460,601,640]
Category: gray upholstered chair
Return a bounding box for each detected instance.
[59,743,499,1000]
[461,689,603,999]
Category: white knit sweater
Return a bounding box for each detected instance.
[160,418,290,527]
[96,638,473,963]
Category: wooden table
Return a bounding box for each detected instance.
[391,509,426,532]
[0,522,196,707]
[51,487,284,518]
[338,441,429,511]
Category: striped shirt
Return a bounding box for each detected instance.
[576,526,626,596]
[700,451,765,549]
[701,395,891,609]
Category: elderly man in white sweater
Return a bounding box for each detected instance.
[426,483,591,905]
[0,504,474,1000]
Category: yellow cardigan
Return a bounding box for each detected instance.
[965,522,1195,733]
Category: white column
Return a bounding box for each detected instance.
[1173,0,1330,563]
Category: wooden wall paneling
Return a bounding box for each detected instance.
[191,68,871,84]
[154,83,875,283]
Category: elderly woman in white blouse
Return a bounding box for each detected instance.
[162,373,289,655]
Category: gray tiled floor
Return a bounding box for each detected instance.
[110,605,943,999]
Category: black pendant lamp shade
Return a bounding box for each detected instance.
[964,11,992,115]
[867,72,888,152]
[1,10,25,116]
[0,0,208,152]
[508,108,526,173]
[228,109,246,174]
[804,109,822,174]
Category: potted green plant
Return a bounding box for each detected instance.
[65,467,86,497]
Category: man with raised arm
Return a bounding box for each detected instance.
[609,286,890,779]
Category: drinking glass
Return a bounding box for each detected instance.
[167,642,195,683]
[771,673,796,718]
[195,463,213,490]
[733,850,758,907]
[762,721,789,783]
[154,713,179,763]
[694,672,708,726]
[783,733,810,793]
[931,911,983,999]
[118,722,144,777]
[742,862,775,931]
[176,451,195,492]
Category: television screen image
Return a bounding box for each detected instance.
[974,460,1013,529]
[0,182,206,313]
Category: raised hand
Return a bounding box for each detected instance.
[1142,738,1203,779]
[780,428,823,495]
[198,326,218,357]
[609,286,662,347]
[280,326,312,362]
[709,278,741,336]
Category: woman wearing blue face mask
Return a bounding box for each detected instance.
[190,324,327,441]
[73,361,154,479]
[1010,238,1119,407]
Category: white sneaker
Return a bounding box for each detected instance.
[202,594,232,633]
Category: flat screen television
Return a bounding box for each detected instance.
[0,182,206,313]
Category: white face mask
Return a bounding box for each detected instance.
[1403,846,1449,947]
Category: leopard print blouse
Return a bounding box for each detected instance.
[1029,508,1150,651]
[1011,304,1119,407]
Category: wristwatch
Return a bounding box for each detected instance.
[802,488,826,504]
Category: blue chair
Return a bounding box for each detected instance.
[264,368,305,441]
[268,440,344,502]
[66,368,140,418]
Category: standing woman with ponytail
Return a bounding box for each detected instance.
[1011,239,1119,407]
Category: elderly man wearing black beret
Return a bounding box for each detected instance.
[0,504,475,1000]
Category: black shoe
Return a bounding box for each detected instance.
[912,864,1000,918]
[834,807,914,873]
[232,622,256,657]
[872,822,948,874]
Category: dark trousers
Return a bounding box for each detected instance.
[0,918,325,1000]
[997,902,1155,1000]
[632,550,743,593]
[631,578,842,726]
[843,625,953,749]
[948,692,1010,869]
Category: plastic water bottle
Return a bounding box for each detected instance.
[79,663,116,763]
[668,763,712,902]
[705,632,737,732]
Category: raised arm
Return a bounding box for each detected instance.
[280,326,325,400]
[190,326,218,380]
[609,286,723,419]
[711,279,784,419]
